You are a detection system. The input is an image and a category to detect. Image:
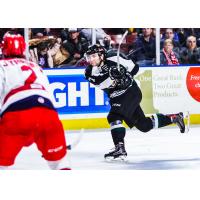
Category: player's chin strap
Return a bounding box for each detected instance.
[67,129,84,150]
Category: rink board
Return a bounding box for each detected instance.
[60,114,200,130]
[44,66,200,130]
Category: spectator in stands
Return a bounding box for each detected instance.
[48,40,77,67]
[177,28,200,47]
[128,28,156,65]
[180,36,200,64]
[160,28,180,50]
[31,28,53,38]
[31,28,45,38]
[176,28,187,47]
[29,41,52,68]
[64,28,89,64]
[45,38,62,67]
[37,41,51,68]
[80,28,111,49]
[43,28,53,36]
[160,39,180,65]
[60,28,69,42]
[152,28,157,38]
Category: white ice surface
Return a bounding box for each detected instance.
[11,126,200,170]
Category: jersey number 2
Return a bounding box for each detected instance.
[21,65,37,84]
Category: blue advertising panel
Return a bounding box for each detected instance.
[45,68,110,115]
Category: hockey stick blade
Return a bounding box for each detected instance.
[67,129,84,150]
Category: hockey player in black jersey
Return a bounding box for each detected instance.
[84,44,185,161]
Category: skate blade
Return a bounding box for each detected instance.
[105,155,128,162]
[183,111,190,133]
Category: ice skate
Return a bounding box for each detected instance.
[104,142,127,161]
[171,112,185,133]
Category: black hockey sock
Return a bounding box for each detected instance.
[111,127,126,146]
[151,113,172,128]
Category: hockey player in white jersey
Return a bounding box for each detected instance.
[0,32,70,170]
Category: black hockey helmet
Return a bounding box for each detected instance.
[86,44,106,57]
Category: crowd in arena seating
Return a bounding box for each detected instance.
[126,28,200,66]
[27,28,112,68]
[1,28,200,67]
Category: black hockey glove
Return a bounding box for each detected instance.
[84,66,92,79]
[101,64,109,72]
[115,73,132,90]
[109,65,127,80]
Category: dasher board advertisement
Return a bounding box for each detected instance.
[44,66,200,129]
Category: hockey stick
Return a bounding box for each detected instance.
[126,47,143,59]
[67,128,84,150]
[117,30,129,71]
